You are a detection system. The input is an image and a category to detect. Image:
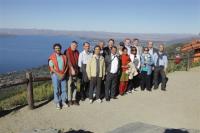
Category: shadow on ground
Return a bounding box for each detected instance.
[164,129,189,133]
[107,122,199,133]
[65,129,93,133]
[0,99,52,117]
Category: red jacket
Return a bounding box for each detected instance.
[48,53,67,75]
[64,47,79,76]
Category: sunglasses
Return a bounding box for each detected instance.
[55,48,61,50]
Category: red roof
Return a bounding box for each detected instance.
[181,40,200,52]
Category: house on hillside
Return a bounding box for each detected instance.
[181,40,200,62]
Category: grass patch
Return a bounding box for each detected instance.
[167,59,187,73]
[0,81,53,111]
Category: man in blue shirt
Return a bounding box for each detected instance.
[153,44,168,91]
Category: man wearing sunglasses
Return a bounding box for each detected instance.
[140,47,154,91]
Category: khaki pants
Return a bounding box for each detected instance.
[67,76,77,101]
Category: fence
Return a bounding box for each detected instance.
[0,72,51,110]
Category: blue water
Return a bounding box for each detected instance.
[0,35,88,74]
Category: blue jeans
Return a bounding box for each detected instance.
[51,73,67,104]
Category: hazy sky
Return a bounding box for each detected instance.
[0,0,199,34]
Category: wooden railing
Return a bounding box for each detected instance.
[0,55,200,110]
[168,55,200,71]
[0,72,51,110]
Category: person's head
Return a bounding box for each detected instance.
[119,42,125,50]
[98,41,105,50]
[131,46,137,55]
[159,44,165,52]
[53,43,62,54]
[108,39,115,48]
[94,45,101,55]
[83,42,90,52]
[122,47,128,55]
[133,38,139,46]
[70,41,78,51]
[147,41,153,49]
[111,46,117,55]
[143,47,149,54]
[124,38,131,46]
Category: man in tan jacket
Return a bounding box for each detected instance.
[86,45,105,104]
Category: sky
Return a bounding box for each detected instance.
[0,0,199,34]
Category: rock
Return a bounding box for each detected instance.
[107,122,200,133]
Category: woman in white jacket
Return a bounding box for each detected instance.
[127,46,141,92]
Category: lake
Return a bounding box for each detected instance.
[0,35,91,74]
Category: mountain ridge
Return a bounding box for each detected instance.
[0,28,199,42]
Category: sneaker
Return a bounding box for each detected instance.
[106,98,110,102]
[56,103,61,110]
[62,102,68,108]
[73,100,80,106]
[96,99,102,103]
[154,86,158,90]
[93,93,96,98]
[111,97,118,100]
[68,100,73,105]
[128,90,132,93]
[89,99,93,104]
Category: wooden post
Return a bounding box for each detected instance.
[186,52,190,71]
[26,72,34,109]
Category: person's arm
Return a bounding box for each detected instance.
[149,55,154,65]
[153,53,157,66]
[63,56,69,74]
[66,50,75,76]
[140,55,144,67]
[164,55,168,73]
[78,52,82,68]
[137,55,141,70]
[102,59,106,80]
[49,60,62,78]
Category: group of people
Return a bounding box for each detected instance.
[48,38,168,109]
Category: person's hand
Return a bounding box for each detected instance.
[58,74,64,80]
[164,68,167,74]
[71,67,75,75]
[134,71,138,76]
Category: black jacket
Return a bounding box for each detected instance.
[102,47,111,57]
[104,54,121,75]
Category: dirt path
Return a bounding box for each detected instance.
[0,67,200,133]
